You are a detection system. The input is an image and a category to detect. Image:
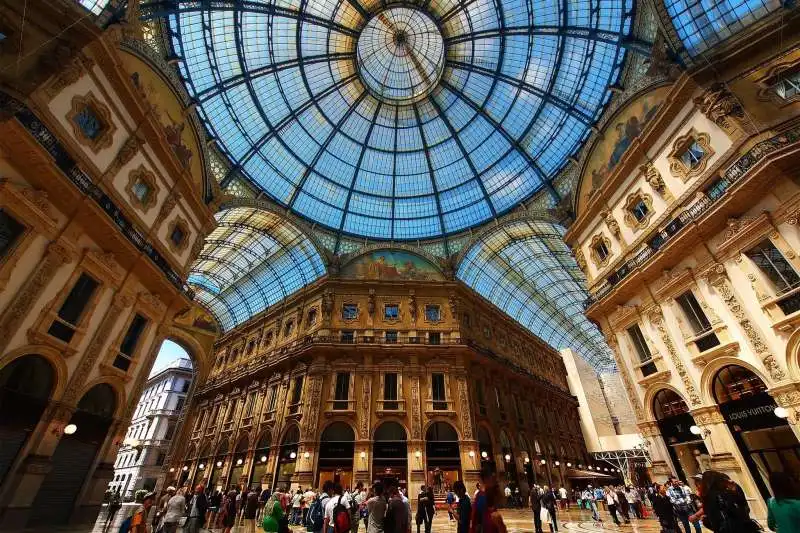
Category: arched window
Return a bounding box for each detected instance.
[425,422,458,442]
[653,389,690,420]
[712,365,768,404]
[321,422,356,442]
[374,422,407,442]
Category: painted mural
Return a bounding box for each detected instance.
[341,250,444,281]
[580,85,670,208]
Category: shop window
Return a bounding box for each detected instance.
[747,239,800,315]
[342,304,358,320]
[340,330,354,343]
[383,373,398,410]
[432,373,446,410]
[333,372,350,410]
[676,290,720,351]
[428,331,440,345]
[627,323,656,376]
[668,130,713,181]
[385,330,397,343]
[713,365,768,404]
[0,209,25,260]
[113,313,148,371]
[47,273,99,343]
[384,304,399,320]
[289,376,304,413]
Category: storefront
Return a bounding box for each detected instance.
[318,422,355,489]
[653,389,708,482]
[500,431,520,488]
[250,431,272,490]
[713,365,800,501]
[228,439,248,490]
[425,422,460,498]
[373,422,408,491]
[275,425,300,490]
[478,426,495,470]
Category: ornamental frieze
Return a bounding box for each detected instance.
[647,309,702,405]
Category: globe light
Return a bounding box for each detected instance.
[567,463,572,467]
[182,466,189,471]
[555,461,560,466]
[64,424,77,435]
[261,456,268,463]
[480,451,488,459]
[774,406,789,419]
[524,457,530,464]
[304,452,310,458]
[690,425,702,435]
[216,461,223,467]
[290,452,297,459]
[415,451,422,458]
[360,452,367,459]
[199,463,205,470]
[540,459,546,465]
[169,467,175,473]
[468,451,475,458]
[236,458,243,465]
[504,454,511,462]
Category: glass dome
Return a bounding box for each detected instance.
[163,0,632,239]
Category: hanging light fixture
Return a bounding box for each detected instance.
[261,456,268,463]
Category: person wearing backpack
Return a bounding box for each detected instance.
[383,478,410,533]
[325,483,351,533]
[105,488,123,530]
[308,482,332,533]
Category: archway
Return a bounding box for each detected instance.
[30,383,117,526]
[373,422,408,491]
[499,431,519,489]
[207,439,230,491]
[712,365,800,501]
[652,389,706,482]
[250,430,272,490]
[0,355,55,485]
[478,426,495,469]
[275,425,300,490]
[228,437,249,491]
[318,422,356,489]
[517,434,534,487]
[425,422,460,497]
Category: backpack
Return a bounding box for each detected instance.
[332,496,351,533]
[118,515,132,533]
[307,495,327,532]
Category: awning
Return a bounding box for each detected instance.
[565,468,614,479]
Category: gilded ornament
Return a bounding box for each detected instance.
[648,309,702,405]
[693,83,744,133]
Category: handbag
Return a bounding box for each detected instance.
[539,508,550,524]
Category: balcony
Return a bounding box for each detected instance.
[325,399,356,416]
[376,399,406,417]
[424,399,455,417]
[585,127,800,309]
[262,409,276,423]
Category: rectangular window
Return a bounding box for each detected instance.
[244,393,254,417]
[175,398,185,412]
[676,291,712,334]
[340,330,354,343]
[334,372,350,410]
[432,373,446,410]
[266,385,278,412]
[746,239,800,294]
[47,274,99,343]
[0,210,25,259]
[428,332,441,345]
[627,324,652,363]
[384,304,399,320]
[476,381,487,416]
[113,314,148,371]
[289,376,304,413]
[770,68,800,100]
[385,330,397,343]
[495,387,506,420]
[513,395,523,424]
[680,141,705,169]
[342,304,358,320]
[425,305,441,321]
[225,400,237,422]
[594,241,609,262]
[631,200,649,222]
[383,373,398,410]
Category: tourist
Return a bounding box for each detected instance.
[558,486,568,510]
[540,485,558,533]
[486,480,508,533]
[383,478,410,533]
[699,471,759,533]
[446,488,456,521]
[244,487,260,533]
[366,481,387,533]
[292,489,304,525]
[767,471,800,532]
[503,485,512,507]
[652,483,678,533]
[308,482,332,533]
[530,485,544,533]
[453,480,471,533]
[263,494,284,533]
[615,485,631,523]
[604,486,621,526]
[470,469,491,533]
[303,486,316,524]
[351,482,366,533]
[161,487,186,533]
[129,492,155,533]
[625,486,641,518]
[220,489,238,533]
[415,485,435,533]
[473,482,481,500]
[667,477,694,533]
[324,483,350,533]
[186,484,209,533]
[104,488,122,530]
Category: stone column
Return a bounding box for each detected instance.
[408,362,425,498]
[0,241,74,354]
[298,359,325,490]
[769,383,800,441]
[647,309,703,407]
[354,370,372,486]
[637,421,672,479]
[704,264,788,383]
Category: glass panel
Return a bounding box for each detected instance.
[676,291,712,334]
[627,324,652,363]
[334,372,350,409]
[384,373,399,410]
[432,373,446,410]
[0,210,25,259]
[384,304,399,320]
[746,240,800,293]
[75,106,103,140]
[342,304,358,320]
[425,305,441,321]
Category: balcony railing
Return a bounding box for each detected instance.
[313,335,462,345]
[586,127,800,308]
[147,408,181,418]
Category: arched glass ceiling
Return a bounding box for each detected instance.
[666,0,781,56]
[188,207,327,332]
[155,0,632,240]
[77,0,111,15]
[457,219,615,371]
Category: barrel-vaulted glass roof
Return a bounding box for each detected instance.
[457,219,615,371]
[155,0,633,240]
[188,207,327,331]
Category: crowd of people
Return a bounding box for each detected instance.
[104,467,800,533]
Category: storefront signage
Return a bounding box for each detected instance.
[657,413,697,444]
[374,442,407,459]
[720,393,787,432]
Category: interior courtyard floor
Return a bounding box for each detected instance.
[61,504,672,533]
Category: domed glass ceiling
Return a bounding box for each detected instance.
[161,0,632,239]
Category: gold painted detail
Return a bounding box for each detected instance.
[667,129,714,182]
[125,165,160,213]
[623,191,655,231]
[693,83,745,136]
[647,309,702,405]
[66,92,117,153]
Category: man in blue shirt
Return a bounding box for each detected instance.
[453,481,471,533]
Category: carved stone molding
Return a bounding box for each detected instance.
[703,264,787,383]
[154,190,182,230]
[690,405,725,425]
[66,92,117,154]
[572,246,587,273]
[602,210,621,239]
[166,216,190,254]
[605,335,645,421]
[125,166,159,213]
[641,162,673,202]
[623,191,655,231]
[0,241,75,354]
[637,420,661,437]
[648,309,702,405]
[301,374,323,440]
[589,233,613,269]
[410,375,422,440]
[359,375,371,440]
[43,53,94,100]
[693,83,746,137]
[457,376,474,439]
[667,129,714,182]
